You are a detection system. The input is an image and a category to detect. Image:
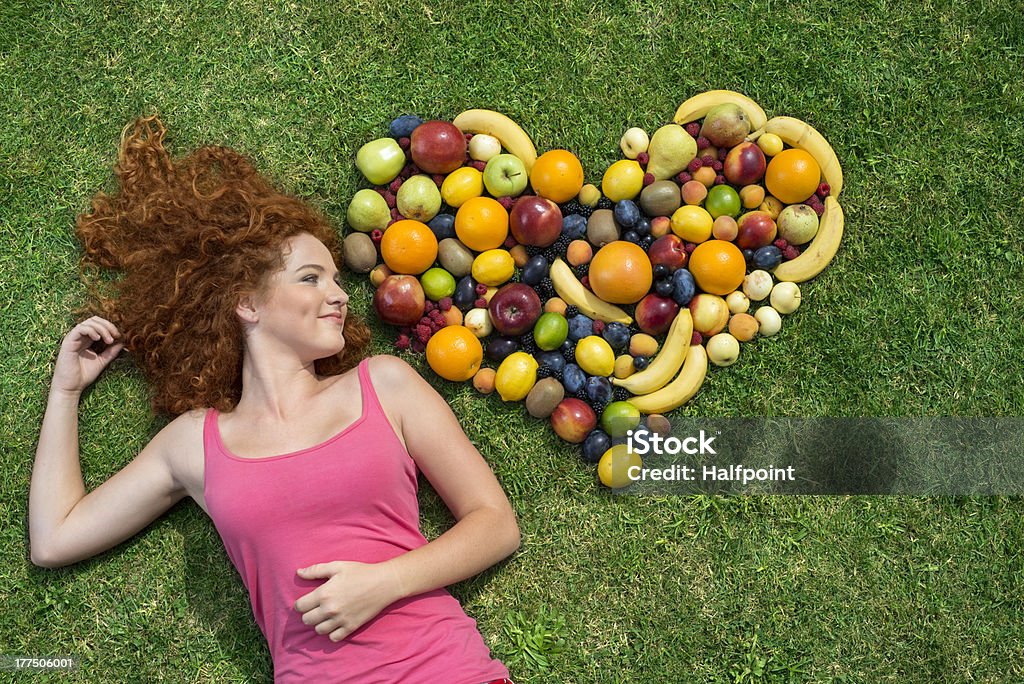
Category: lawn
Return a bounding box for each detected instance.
[2,0,1023,681]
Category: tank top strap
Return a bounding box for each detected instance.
[357,357,388,421]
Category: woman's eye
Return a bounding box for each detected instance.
[303,275,318,283]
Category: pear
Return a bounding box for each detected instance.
[700,104,751,149]
[645,124,697,181]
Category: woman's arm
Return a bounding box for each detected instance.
[294,355,519,641]
[29,317,187,567]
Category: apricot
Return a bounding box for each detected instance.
[759,195,785,220]
[472,367,496,394]
[728,313,759,341]
[544,297,568,315]
[681,180,708,206]
[740,184,765,209]
[509,244,530,268]
[566,239,593,266]
[712,215,738,241]
[693,166,717,188]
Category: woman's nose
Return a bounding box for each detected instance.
[328,280,349,306]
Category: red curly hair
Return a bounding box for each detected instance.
[75,115,370,416]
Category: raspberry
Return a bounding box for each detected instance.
[464,133,474,142]
[783,246,801,260]
[374,186,388,197]
[685,122,700,137]
[395,334,411,351]
[774,238,789,250]
[383,191,397,208]
[636,152,650,167]
[714,175,726,185]
[581,275,591,290]
[411,339,426,354]
[401,163,419,179]
[687,158,702,173]
[711,160,723,172]
[438,297,453,311]
[391,208,402,220]
[497,196,514,211]
[676,172,692,184]
[684,242,697,254]
[429,310,446,325]
[474,297,487,309]
[696,136,711,150]
[471,160,486,172]
[418,315,432,327]
[414,324,432,344]
[428,319,443,333]
[370,229,384,244]
[701,155,715,166]
[811,202,825,217]
[432,174,445,187]
[398,137,410,150]
[423,300,436,313]
[592,320,606,335]
[504,235,518,249]
[691,331,703,346]
[817,182,831,197]
[643,173,655,186]
[386,218,397,228]
[718,147,728,161]
[400,326,412,336]
[475,283,488,296]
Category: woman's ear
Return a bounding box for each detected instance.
[236,293,259,324]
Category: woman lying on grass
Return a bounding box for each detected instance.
[29,116,520,684]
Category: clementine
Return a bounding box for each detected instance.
[588,241,653,305]
[380,220,438,275]
[530,149,585,203]
[764,149,821,204]
[425,325,484,382]
[454,197,509,251]
[687,240,746,296]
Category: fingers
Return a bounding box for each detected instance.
[74,316,121,345]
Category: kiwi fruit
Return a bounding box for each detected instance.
[342,233,378,273]
[438,238,475,277]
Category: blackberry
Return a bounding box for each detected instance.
[613,387,629,403]
[590,400,608,417]
[564,305,580,318]
[560,199,582,216]
[596,197,613,211]
[551,369,564,383]
[537,277,556,300]
[576,205,594,219]
[543,234,572,263]
[520,332,537,355]
[575,387,589,401]
[561,341,577,364]
[574,262,590,279]
[537,366,554,379]
[525,245,544,258]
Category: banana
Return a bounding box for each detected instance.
[673,90,768,131]
[452,109,538,173]
[626,344,708,415]
[549,258,632,325]
[612,310,692,395]
[773,196,844,283]
[763,115,843,198]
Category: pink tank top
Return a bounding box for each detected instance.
[203,358,510,683]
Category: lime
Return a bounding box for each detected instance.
[670,205,713,243]
[494,351,538,402]
[597,444,643,489]
[420,267,457,301]
[705,185,742,219]
[575,335,615,377]
[533,312,569,351]
[601,401,641,437]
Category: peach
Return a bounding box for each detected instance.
[723,142,766,186]
[442,307,464,326]
[566,239,593,266]
[758,195,785,220]
[712,215,738,241]
[739,184,765,209]
[649,215,672,238]
[681,180,708,206]
[735,211,777,250]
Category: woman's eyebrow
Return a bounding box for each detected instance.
[296,264,340,276]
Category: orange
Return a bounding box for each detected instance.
[764,149,821,204]
[588,241,653,305]
[687,240,746,296]
[380,219,438,275]
[530,149,585,203]
[425,325,484,382]
[454,197,509,252]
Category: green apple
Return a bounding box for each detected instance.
[396,174,442,222]
[346,188,391,232]
[356,138,406,185]
[483,154,528,197]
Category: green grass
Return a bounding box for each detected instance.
[3,0,1023,681]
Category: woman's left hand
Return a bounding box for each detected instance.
[293,561,403,642]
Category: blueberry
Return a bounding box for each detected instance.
[613,200,641,228]
[562,364,586,394]
[652,264,670,279]
[453,276,478,310]
[521,255,550,286]
[486,337,519,362]
[753,245,783,270]
[586,376,613,404]
[561,214,587,240]
[623,230,640,245]
[389,114,423,139]
[567,314,593,342]
[635,217,651,236]
[633,355,650,371]
[640,235,655,251]
[427,213,456,241]
[535,350,566,373]
[655,278,675,297]
[581,429,611,464]
[671,269,696,306]
[602,321,630,352]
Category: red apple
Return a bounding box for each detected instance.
[509,196,563,247]
[735,211,778,250]
[723,141,766,186]
[688,293,730,336]
[410,120,467,174]
[646,234,688,272]
[374,275,426,326]
[550,398,597,443]
[634,294,680,336]
[487,283,542,336]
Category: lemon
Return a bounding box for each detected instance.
[601,159,644,202]
[494,351,538,402]
[597,444,643,489]
[671,205,713,243]
[441,167,484,208]
[471,249,515,287]
[574,335,615,377]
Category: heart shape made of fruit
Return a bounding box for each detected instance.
[342,91,845,487]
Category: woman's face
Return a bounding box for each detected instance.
[245,232,350,361]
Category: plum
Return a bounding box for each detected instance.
[521,255,550,286]
[562,364,586,394]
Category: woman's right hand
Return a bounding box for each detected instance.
[51,316,125,396]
